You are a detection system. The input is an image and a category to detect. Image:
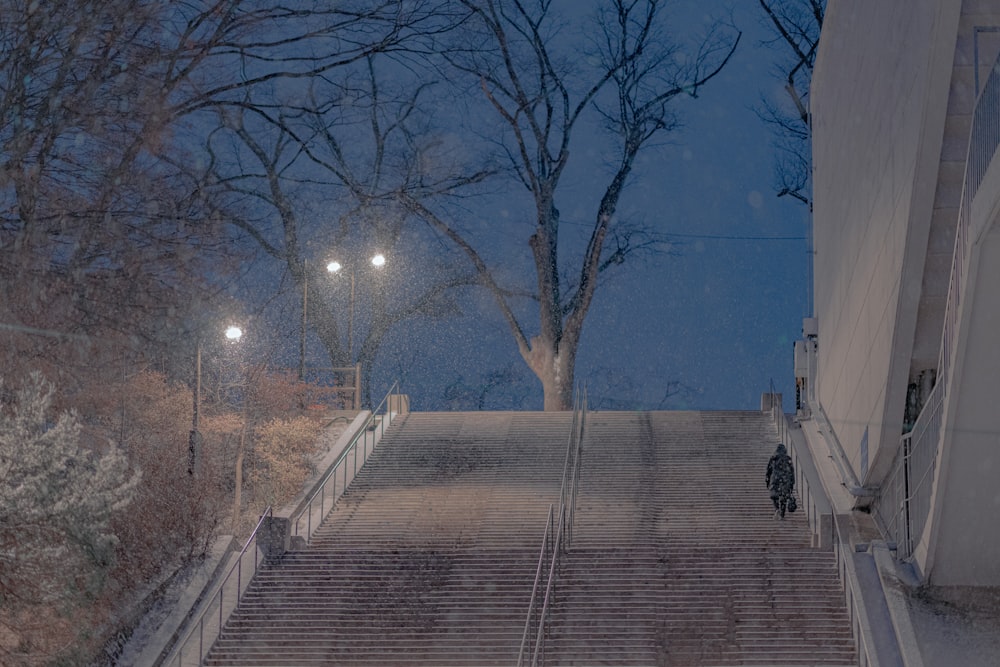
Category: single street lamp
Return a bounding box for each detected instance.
[326,253,385,363]
[189,324,243,475]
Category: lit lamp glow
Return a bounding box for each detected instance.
[326,253,386,362]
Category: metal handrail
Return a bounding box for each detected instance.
[938,39,1000,426]
[163,507,272,667]
[872,47,1000,565]
[767,379,786,444]
[531,505,566,667]
[290,380,400,543]
[516,504,555,667]
[876,381,943,559]
[567,388,587,545]
[516,389,586,667]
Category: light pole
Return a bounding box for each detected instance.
[326,253,385,362]
[189,343,202,476]
[189,325,243,475]
[299,259,308,382]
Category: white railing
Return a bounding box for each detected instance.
[876,382,943,559]
[159,382,403,667]
[875,48,1000,566]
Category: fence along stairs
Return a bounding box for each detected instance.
[203,409,856,666]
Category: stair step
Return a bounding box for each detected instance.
[202,410,856,666]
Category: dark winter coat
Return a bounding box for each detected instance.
[766,443,795,498]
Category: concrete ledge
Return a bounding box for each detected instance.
[260,411,376,558]
[125,535,237,667]
[847,542,906,667]
[785,415,835,550]
[873,542,926,667]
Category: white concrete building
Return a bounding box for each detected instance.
[809,0,1000,587]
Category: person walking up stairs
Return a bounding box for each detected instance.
[550,410,856,666]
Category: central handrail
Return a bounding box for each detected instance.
[516,389,586,667]
[517,504,556,667]
[531,504,566,666]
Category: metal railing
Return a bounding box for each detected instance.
[290,380,400,544]
[163,507,272,667]
[872,48,1000,565]
[564,388,586,546]
[876,381,943,559]
[516,390,586,667]
[517,503,564,667]
[938,41,1000,438]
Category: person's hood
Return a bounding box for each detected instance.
[775,443,787,455]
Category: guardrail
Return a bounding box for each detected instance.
[516,503,562,667]
[162,507,272,667]
[290,380,400,544]
[875,381,943,559]
[516,389,586,667]
[873,45,1000,567]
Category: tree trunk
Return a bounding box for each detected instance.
[231,425,246,532]
[527,335,575,411]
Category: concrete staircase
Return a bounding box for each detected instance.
[203,411,571,666]
[202,410,856,666]
[551,410,856,665]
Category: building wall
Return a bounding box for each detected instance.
[911,3,1000,426]
[925,186,1000,585]
[811,0,961,488]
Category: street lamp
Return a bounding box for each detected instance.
[189,324,243,475]
[326,253,385,362]
[299,259,309,382]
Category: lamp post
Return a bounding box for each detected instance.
[188,343,202,476]
[326,253,385,362]
[299,259,308,382]
[189,325,243,475]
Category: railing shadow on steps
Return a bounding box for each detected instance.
[158,381,403,667]
[517,388,587,667]
[766,380,886,667]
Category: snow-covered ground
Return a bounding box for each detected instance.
[907,587,1000,666]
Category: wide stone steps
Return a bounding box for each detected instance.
[203,410,856,666]
[544,410,854,666]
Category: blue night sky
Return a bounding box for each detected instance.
[244,1,813,413]
[368,2,813,412]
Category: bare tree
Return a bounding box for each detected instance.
[756,0,824,207]
[0,0,265,390]
[203,33,487,404]
[403,0,740,410]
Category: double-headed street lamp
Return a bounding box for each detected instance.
[326,253,385,363]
